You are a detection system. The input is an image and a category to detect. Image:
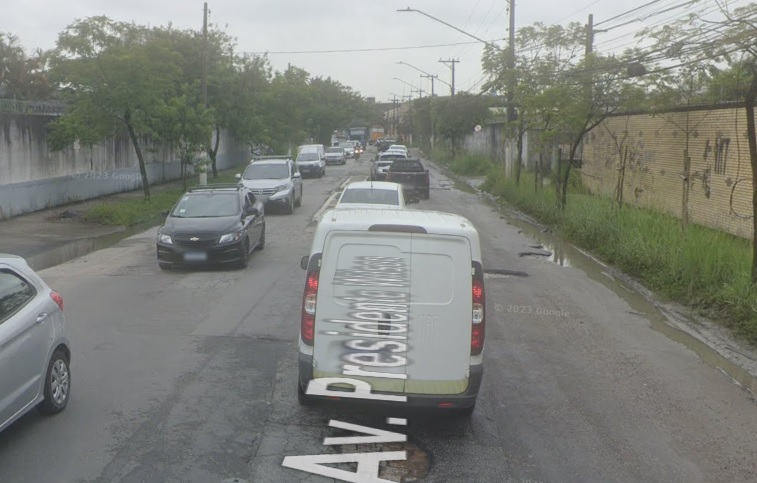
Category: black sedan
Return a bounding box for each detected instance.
[156,185,265,270]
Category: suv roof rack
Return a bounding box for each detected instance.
[188,184,244,192]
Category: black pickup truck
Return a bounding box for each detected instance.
[386,158,430,199]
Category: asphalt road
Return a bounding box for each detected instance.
[1,147,756,483]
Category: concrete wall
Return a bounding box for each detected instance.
[0,113,249,219]
[582,106,753,239]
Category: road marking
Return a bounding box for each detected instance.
[312,191,340,223]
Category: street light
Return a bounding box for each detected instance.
[397,7,501,51]
[396,61,451,88]
[393,77,425,98]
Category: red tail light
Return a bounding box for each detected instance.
[471,270,485,355]
[51,290,63,311]
[301,270,319,345]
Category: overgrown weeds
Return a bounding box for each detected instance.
[433,148,757,345]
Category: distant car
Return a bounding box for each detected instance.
[335,181,407,210]
[324,147,347,165]
[156,184,265,270]
[370,152,408,181]
[296,150,326,178]
[338,142,355,159]
[388,145,409,156]
[236,157,303,214]
[0,254,71,433]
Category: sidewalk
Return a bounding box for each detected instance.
[0,170,238,271]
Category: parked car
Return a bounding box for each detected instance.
[335,181,408,210]
[0,254,71,433]
[386,158,430,200]
[370,152,408,181]
[156,184,265,270]
[296,150,326,178]
[324,147,347,165]
[236,157,303,214]
[297,209,486,416]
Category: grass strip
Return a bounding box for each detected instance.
[431,147,757,346]
[83,172,241,227]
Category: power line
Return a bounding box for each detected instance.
[553,0,605,25]
[595,0,668,27]
[239,38,507,55]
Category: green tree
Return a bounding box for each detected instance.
[154,83,214,190]
[0,33,52,99]
[431,93,491,155]
[47,17,183,199]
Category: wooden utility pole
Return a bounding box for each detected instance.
[439,59,459,95]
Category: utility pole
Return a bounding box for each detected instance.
[421,74,437,96]
[439,59,459,96]
[390,96,399,136]
[202,2,209,107]
[507,0,515,121]
[586,13,594,55]
[200,2,210,183]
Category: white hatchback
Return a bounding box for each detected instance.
[0,254,71,433]
[336,181,408,210]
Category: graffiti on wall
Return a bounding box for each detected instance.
[704,132,730,175]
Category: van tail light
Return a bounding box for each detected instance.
[51,290,63,311]
[471,263,485,355]
[301,270,319,345]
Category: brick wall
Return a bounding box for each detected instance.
[582,105,754,239]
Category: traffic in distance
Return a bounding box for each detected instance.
[0,134,476,442]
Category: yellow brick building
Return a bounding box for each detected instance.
[581,105,754,239]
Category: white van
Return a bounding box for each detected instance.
[296,144,326,178]
[297,208,485,416]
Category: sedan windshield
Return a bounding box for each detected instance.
[243,164,289,179]
[340,189,399,205]
[171,193,239,218]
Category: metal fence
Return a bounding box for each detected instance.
[0,98,66,115]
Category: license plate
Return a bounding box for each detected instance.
[184,251,207,262]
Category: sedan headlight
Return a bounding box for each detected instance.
[158,233,173,245]
[219,231,243,244]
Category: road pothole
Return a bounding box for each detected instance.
[335,440,430,482]
[484,269,529,278]
[519,250,552,258]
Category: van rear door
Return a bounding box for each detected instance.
[405,234,472,395]
[313,230,412,393]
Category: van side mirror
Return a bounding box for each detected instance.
[300,255,309,270]
[235,174,241,180]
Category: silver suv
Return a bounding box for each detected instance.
[236,157,303,214]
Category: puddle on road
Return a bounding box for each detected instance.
[28,215,164,272]
[486,200,757,397]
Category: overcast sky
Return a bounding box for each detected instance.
[1,0,738,102]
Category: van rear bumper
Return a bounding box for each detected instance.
[298,353,483,408]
